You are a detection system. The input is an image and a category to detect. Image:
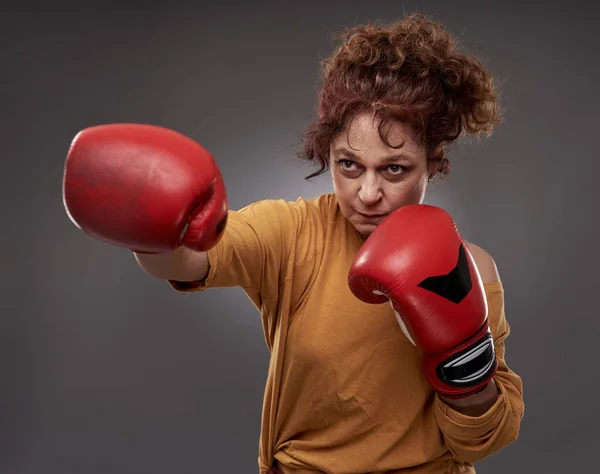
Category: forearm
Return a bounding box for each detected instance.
[134,246,209,282]
[439,378,500,417]
[434,371,524,464]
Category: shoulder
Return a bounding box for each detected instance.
[229,193,334,242]
[465,241,501,284]
[295,192,337,212]
[290,193,338,226]
[240,193,333,213]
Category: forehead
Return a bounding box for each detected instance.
[331,112,422,160]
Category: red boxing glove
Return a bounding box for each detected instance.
[63,123,228,253]
[348,205,497,399]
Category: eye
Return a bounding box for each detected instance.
[386,164,406,176]
[338,159,356,171]
[336,159,362,175]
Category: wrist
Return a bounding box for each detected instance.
[439,378,500,416]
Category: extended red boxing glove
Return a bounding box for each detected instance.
[348,204,497,399]
[63,123,228,253]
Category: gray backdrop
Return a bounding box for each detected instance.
[3,0,599,472]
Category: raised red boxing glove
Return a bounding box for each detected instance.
[63,123,228,253]
[348,204,497,399]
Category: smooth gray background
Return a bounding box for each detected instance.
[3,0,599,473]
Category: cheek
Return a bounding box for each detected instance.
[384,175,428,206]
[331,172,356,207]
[397,176,428,203]
[331,169,345,193]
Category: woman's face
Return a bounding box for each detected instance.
[330,112,431,238]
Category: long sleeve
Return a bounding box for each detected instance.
[434,282,525,464]
[166,196,323,351]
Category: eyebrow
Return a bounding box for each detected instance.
[332,146,415,163]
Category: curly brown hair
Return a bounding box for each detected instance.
[299,13,503,180]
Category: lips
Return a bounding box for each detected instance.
[356,211,387,219]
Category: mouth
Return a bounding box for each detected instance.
[355,211,388,219]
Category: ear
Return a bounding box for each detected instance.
[426,158,440,181]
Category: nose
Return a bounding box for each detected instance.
[358,175,382,205]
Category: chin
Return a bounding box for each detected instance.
[352,221,378,238]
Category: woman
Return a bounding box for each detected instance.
[63,13,524,474]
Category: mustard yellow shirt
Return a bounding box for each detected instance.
[169,193,524,474]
